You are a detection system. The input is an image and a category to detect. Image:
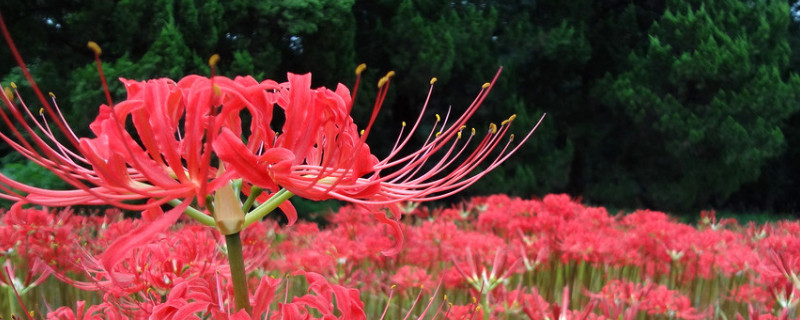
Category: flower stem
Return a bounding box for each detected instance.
[225,232,252,314]
[241,186,263,213]
[243,189,294,228]
[6,285,16,318]
[167,199,215,227]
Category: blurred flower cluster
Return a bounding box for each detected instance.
[2,194,798,319]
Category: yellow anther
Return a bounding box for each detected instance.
[212,84,221,97]
[48,92,56,98]
[501,115,516,126]
[39,108,44,116]
[355,63,367,75]
[10,82,17,89]
[378,76,389,88]
[4,87,13,100]
[360,129,365,136]
[391,284,397,289]
[472,297,477,303]
[471,128,476,135]
[459,125,467,131]
[435,114,441,122]
[208,54,220,67]
[435,131,442,137]
[509,134,515,141]
[402,121,406,127]
[444,294,448,301]
[458,131,462,139]
[489,123,497,133]
[87,41,102,55]
[378,71,396,88]
[430,77,437,85]
[482,82,491,89]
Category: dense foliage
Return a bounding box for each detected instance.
[2,0,800,214]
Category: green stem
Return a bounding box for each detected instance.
[243,189,294,227]
[241,186,263,213]
[482,291,491,320]
[167,199,215,227]
[7,285,16,318]
[225,232,252,314]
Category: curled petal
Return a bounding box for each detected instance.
[371,207,404,256]
[100,199,188,285]
[279,200,298,226]
[214,128,276,189]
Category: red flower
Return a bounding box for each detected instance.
[1,74,273,212]
[215,68,544,206]
[214,72,379,201]
[213,68,542,254]
[299,271,367,319]
[390,266,435,294]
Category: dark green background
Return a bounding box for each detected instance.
[2,0,800,216]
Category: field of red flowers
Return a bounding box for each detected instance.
[1,193,798,319]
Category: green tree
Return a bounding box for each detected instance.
[459,0,592,197]
[593,0,800,211]
[351,0,502,171]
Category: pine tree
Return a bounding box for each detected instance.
[593,0,800,210]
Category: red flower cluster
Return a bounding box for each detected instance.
[1,194,790,318]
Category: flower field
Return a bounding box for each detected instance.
[1,194,798,319]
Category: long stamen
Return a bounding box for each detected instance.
[48,92,80,142]
[2,89,85,174]
[92,41,184,201]
[0,85,134,206]
[377,77,438,167]
[389,128,469,185]
[398,124,510,194]
[331,103,543,205]
[398,123,532,201]
[376,79,494,170]
[349,63,367,113]
[361,70,394,142]
[87,41,113,108]
[0,14,80,149]
[316,69,395,193]
[34,96,89,168]
[197,54,222,207]
[385,113,446,181]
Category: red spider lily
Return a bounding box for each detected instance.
[0,258,52,296]
[444,304,484,320]
[0,70,266,213]
[214,67,545,206]
[585,280,705,320]
[213,68,542,255]
[0,17,299,226]
[452,247,521,294]
[390,265,435,294]
[0,45,297,277]
[48,301,125,320]
[213,71,379,201]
